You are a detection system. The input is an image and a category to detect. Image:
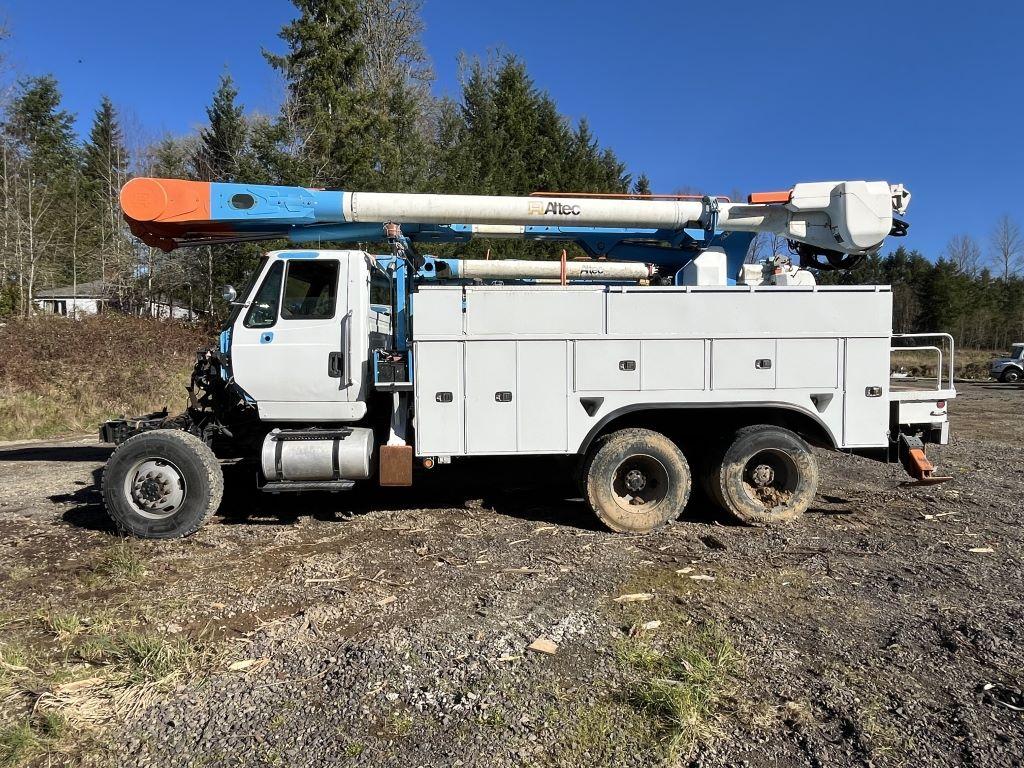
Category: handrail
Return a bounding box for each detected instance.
[891,333,955,390]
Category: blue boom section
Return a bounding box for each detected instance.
[210,182,347,225]
[291,221,752,277]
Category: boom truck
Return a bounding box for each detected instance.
[99,177,954,538]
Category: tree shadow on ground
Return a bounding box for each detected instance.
[216,456,607,532]
[0,444,113,463]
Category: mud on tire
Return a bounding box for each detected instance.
[712,424,818,525]
[584,428,691,533]
[102,429,223,539]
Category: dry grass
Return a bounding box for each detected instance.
[890,346,1000,380]
[0,314,209,440]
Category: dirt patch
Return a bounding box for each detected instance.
[0,383,1022,766]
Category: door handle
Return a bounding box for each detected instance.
[328,352,343,378]
[338,310,353,389]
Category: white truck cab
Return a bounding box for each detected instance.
[991,343,1024,383]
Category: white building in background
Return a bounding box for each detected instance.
[33,280,200,321]
[33,280,111,317]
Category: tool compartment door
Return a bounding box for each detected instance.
[712,339,776,390]
[517,341,568,452]
[465,341,517,453]
[575,340,641,391]
[414,341,464,456]
[843,338,890,447]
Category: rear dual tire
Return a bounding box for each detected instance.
[584,428,691,533]
[707,425,818,525]
[583,424,819,533]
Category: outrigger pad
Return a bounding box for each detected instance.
[898,434,952,486]
[379,445,413,487]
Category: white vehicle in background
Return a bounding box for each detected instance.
[98,177,954,539]
[990,343,1024,383]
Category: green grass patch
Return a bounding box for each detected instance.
[71,629,207,684]
[542,687,657,768]
[0,713,66,768]
[95,542,147,585]
[615,626,739,756]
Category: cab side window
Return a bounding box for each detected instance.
[370,270,392,309]
[282,260,339,320]
[243,261,284,328]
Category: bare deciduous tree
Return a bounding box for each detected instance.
[991,214,1022,281]
[944,233,982,276]
[357,0,433,94]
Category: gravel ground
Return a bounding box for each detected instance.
[0,382,1022,767]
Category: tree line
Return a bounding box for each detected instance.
[0,0,633,317]
[0,0,1022,350]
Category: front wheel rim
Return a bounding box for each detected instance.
[122,458,187,519]
[611,454,670,511]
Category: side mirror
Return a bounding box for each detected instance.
[221,285,238,303]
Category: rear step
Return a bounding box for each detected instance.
[260,480,355,494]
[898,434,952,486]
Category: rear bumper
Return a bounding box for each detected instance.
[890,388,954,445]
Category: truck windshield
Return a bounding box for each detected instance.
[1014,346,1024,360]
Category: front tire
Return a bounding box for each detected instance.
[1000,368,1022,383]
[102,429,223,539]
[711,425,818,525]
[584,428,691,533]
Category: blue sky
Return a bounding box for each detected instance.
[2,0,1022,259]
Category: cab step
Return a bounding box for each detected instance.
[260,480,355,494]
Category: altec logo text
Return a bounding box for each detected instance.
[528,201,581,216]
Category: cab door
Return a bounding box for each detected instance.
[231,252,367,421]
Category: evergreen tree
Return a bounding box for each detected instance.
[633,173,652,196]
[82,96,128,191]
[356,0,434,191]
[81,95,131,288]
[5,75,76,181]
[194,73,248,182]
[2,76,80,312]
[265,0,372,187]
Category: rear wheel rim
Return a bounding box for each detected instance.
[740,448,798,513]
[122,458,187,519]
[611,454,669,511]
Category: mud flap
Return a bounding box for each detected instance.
[379,445,413,487]
[898,434,952,486]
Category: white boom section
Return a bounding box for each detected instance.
[347,181,908,257]
[450,258,653,281]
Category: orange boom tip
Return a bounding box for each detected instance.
[747,190,792,205]
[120,177,211,223]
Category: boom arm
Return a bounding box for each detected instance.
[120,177,910,270]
